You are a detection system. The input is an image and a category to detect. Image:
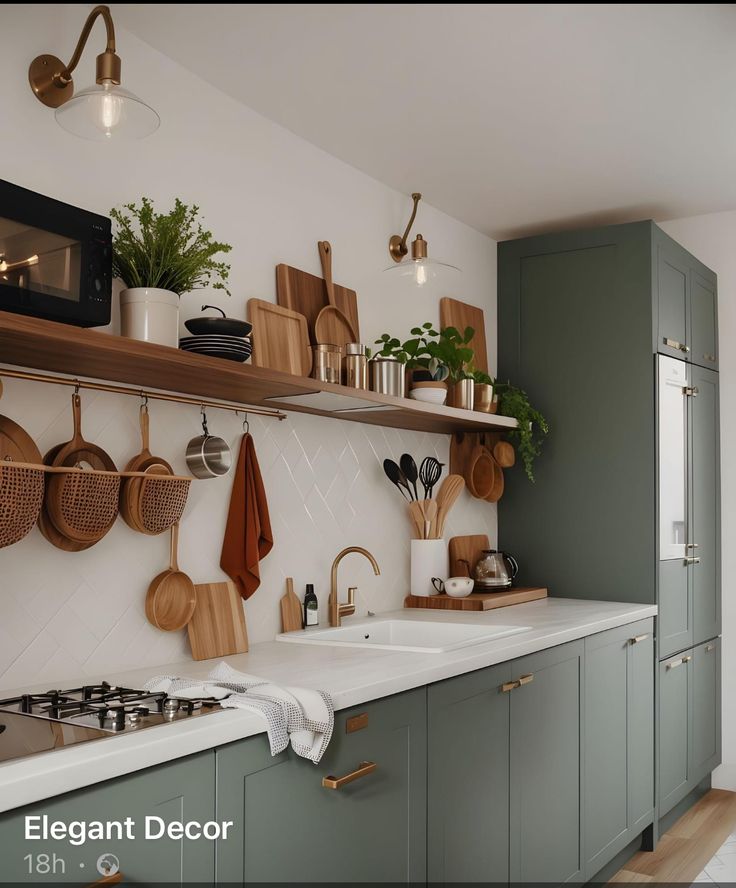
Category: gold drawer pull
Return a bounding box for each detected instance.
[666,655,691,670]
[518,673,534,686]
[322,761,376,790]
[684,556,701,565]
[500,680,519,693]
[630,634,650,645]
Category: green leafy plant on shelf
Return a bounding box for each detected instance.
[495,382,549,483]
[374,322,476,383]
[110,197,232,296]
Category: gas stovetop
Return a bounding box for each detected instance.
[0,681,224,765]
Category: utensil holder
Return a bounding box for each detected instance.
[410,539,448,597]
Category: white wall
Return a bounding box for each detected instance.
[0,6,498,689]
[660,212,736,791]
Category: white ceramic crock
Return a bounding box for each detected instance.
[120,287,179,348]
[410,539,448,597]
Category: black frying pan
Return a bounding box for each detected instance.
[184,305,252,337]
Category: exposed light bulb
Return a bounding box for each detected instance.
[414,262,429,287]
[98,81,123,138]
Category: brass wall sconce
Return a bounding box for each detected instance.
[385,192,460,287]
[28,5,159,140]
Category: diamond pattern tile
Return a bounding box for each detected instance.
[0,376,497,691]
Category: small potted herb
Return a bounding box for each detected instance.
[496,382,549,482]
[111,197,232,347]
[472,370,497,413]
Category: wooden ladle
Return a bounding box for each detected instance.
[145,524,197,631]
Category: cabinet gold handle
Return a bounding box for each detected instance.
[665,337,684,350]
[684,556,701,565]
[666,656,690,670]
[322,761,376,790]
[687,543,700,549]
[683,655,692,663]
[517,673,534,686]
[705,644,715,653]
[500,680,519,693]
[630,634,649,644]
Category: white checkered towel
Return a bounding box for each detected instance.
[143,664,334,764]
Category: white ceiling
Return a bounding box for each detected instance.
[116,3,736,239]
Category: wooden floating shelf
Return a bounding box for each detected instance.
[0,313,518,436]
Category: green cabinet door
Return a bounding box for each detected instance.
[659,651,692,817]
[690,366,721,646]
[692,638,721,784]
[0,751,216,884]
[690,270,719,370]
[583,620,654,879]
[509,640,584,884]
[656,238,690,360]
[216,688,427,884]
[427,662,512,883]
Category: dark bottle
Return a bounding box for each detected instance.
[304,584,319,628]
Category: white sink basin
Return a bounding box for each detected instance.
[276,619,530,653]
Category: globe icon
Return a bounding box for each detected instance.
[96,853,120,876]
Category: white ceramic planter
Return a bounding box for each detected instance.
[410,539,448,597]
[120,287,179,348]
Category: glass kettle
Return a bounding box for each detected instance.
[472,550,519,590]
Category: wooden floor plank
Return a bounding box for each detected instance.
[611,789,736,883]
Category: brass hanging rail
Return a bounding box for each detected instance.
[0,366,287,421]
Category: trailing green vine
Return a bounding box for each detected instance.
[496,382,549,483]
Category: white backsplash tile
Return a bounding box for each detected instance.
[0,375,497,690]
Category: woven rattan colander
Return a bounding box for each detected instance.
[46,468,121,543]
[135,475,191,535]
[0,461,44,549]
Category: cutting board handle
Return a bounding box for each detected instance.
[318,240,337,306]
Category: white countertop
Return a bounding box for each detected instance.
[0,597,656,814]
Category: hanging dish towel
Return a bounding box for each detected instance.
[143,664,334,764]
[220,433,273,600]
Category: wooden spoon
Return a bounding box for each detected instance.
[423,499,438,539]
[314,241,357,348]
[493,441,516,468]
[408,500,426,538]
[145,524,197,631]
[435,474,465,537]
[466,440,496,499]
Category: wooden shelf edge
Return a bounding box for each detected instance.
[0,312,518,435]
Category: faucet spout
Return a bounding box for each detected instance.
[329,546,381,627]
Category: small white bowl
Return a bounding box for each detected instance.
[444,577,475,598]
[410,387,448,405]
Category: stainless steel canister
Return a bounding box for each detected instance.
[370,355,406,398]
[312,344,342,384]
[344,343,368,389]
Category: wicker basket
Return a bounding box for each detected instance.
[0,461,45,549]
[136,475,191,535]
[45,468,121,544]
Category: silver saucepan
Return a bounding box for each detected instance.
[186,410,232,479]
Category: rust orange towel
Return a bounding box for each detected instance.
[220,433,273,599]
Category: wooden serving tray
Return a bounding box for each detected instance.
[404,586,547,611]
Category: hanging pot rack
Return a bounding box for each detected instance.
[0,366,287,422]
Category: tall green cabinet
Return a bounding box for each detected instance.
[498,221,721,824]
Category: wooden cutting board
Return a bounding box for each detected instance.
[276,264,360,346]
[280,577,303,632]
[187,581,249,661]
[440,297,489,374]
[247,299,312,376]
[404,586,547,611]
[448,534,491,577]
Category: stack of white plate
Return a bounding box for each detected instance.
[179,335,252,363]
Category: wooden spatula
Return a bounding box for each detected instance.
[314,241,357,349]
[435,474,465,538]
[280,577,303,632]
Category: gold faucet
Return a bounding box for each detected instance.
[329,546,381,627]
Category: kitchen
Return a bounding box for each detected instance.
[0,4,731,886]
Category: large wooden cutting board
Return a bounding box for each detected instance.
[448,534,491,577]
[187,581,249,661]
[247,299,312,376]
[440,297,489,374]
[276,264,360,346]
[404,586,547,611]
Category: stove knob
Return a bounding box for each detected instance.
[113,709,126,730]
[163,698,180,715]
[128,711,141,725]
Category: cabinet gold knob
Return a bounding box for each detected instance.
[322,761,376,790]
[630,634,649,645]
[517,673,534,686]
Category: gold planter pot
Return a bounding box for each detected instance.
[449,378,475,411]
[474,383,497,413]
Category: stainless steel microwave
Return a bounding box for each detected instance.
[0,179,112,327]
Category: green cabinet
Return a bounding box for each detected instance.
[659,638,721,817]
[0,751,216,884]
[428,662,511,884]
[583,620,655,878]
[428,640,584,885]
[654,227,719,369]
[216,688,427,885]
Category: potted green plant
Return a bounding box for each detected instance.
[374,323,451,404]
[472,370,497,413]
[432,325,476,409]
[495,382,549,482]
[111,197,232,347]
